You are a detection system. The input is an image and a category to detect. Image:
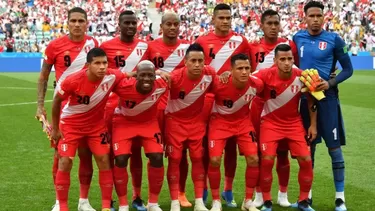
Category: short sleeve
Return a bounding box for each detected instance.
[44,42,55,65]
[58,78,74,100]
[250,75,264,94]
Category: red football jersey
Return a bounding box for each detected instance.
[249,38,298,72]
[57,68,124,127]
[147,38,190,73]
[195,31,250,75]
[210,76,263,123]
[113,78,168,123]
[100,37,149,72]
[253,67,304,128]
[165,66,216,120]
[44,35,98,95]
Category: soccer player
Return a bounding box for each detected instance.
[51,48,128,211]
[147,12,192,207]
[253,44,316,211]
[36,7,98,211]
[248,9,298,208]
[195,4,250,206]
[111,61,167,211]
[293,1,353,210]
[100,10,148,210]
[164,43,214,211]
[208,53,263,211]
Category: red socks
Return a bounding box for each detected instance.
[148,163,164,203]
[130,146,143,200]
[276,152,290,193]
[208,164,221,200]
[55,170,70,211]
[114,166,129,206]
[78,153,93,199]
[191,157,205,198]
[99,170,114,209]
[203,146,210,190]
[245,166,259,200]
[52,155,58,184]
[179,152,189,193]
[167,158,180,200]
[259,159,275,201]
[298,160,313,201]
[224,142,237,191]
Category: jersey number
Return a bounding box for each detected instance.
[332,128,337,140]
[77,95,90,105]
[270,90,277,99]
[154,132,163,144]
[179,91,185,99]
[64,55,71,67]
[114,55,126,67]
[125,100,136,109]
[209,48,216,59]
[255,52,265,63]
[152,57,164,68]
[223,100,233,108]
[100,132,109,145]
[300,46,304,58]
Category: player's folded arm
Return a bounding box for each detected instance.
[329,36,354,87]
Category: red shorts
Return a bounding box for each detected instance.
[259,122,310,157]
[249,96,264,137]
[112,119,163,156]
[58,124,110,157]
[105,94,118,134]
[208,132,258,157]
[164,115,206,143]
[157,108,165,134]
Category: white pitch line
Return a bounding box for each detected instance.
[0,87,54,91]
[0,100,52,107]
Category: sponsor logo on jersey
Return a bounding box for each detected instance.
[318,41,327,50]
[291,85,299,94]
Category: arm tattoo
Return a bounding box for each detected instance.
[37,63,52,107]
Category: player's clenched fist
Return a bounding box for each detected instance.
[51,128,62,145]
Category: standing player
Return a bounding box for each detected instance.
[248,9,298,208]
[111,61,167,211]
[208,54,263,211]
[293,1,353,210]
[147,12,192,207]
[195,4,250,206]
[253,44,316,211]
[100,10,149,211]
[51,48,128,211]
[36,7,98,211]
[164,43,214,211]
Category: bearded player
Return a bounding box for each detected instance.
[36,7,98,211]
[248,9,298,208]
[147,12,192,207]
[195,4,251,206]
[100,10,148,211]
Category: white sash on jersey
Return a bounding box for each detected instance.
[165,75,212,114]
[212,86,257,114]
[60,74,116,118]
[160,43,190,73]
[120,42,148,73]
[261,77,302,117]
[115,87,166,116]
[54,39,96,97]
[210,35,243,72]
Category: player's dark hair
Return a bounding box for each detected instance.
[261,9,280,23]
[119,10,136,22]
[161,12,180,24]
[68,7,87,21]
[87,48,107,63]
[185,43,205,58]
[231,53,249,67]
[274,44,292,56]
[304,1,324,14]
[213,3,231,15]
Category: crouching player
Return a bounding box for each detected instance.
[208,53,263,211]
[253,44,317,211]
[111,61,167,211]
[51,48,130,211]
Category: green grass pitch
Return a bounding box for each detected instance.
[0,71,374,211]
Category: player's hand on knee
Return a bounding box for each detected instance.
[307,125,317,143]
[219,71,231,83]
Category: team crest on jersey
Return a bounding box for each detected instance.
[177,49,185,57]
[84,45,92,53]
[101,83,109,91]
[209,140,215,148]
[291,85,299,93]
[61,144,68,152]
[136,48,144,56]
[244,94,254,102]
[167,145,173,153]
[318,42,327,50]
[113,143,119,151]
[152,93,159,101]
[200,82,208,90]
[229,42,237,49]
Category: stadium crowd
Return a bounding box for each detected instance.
[0,0,375,53]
